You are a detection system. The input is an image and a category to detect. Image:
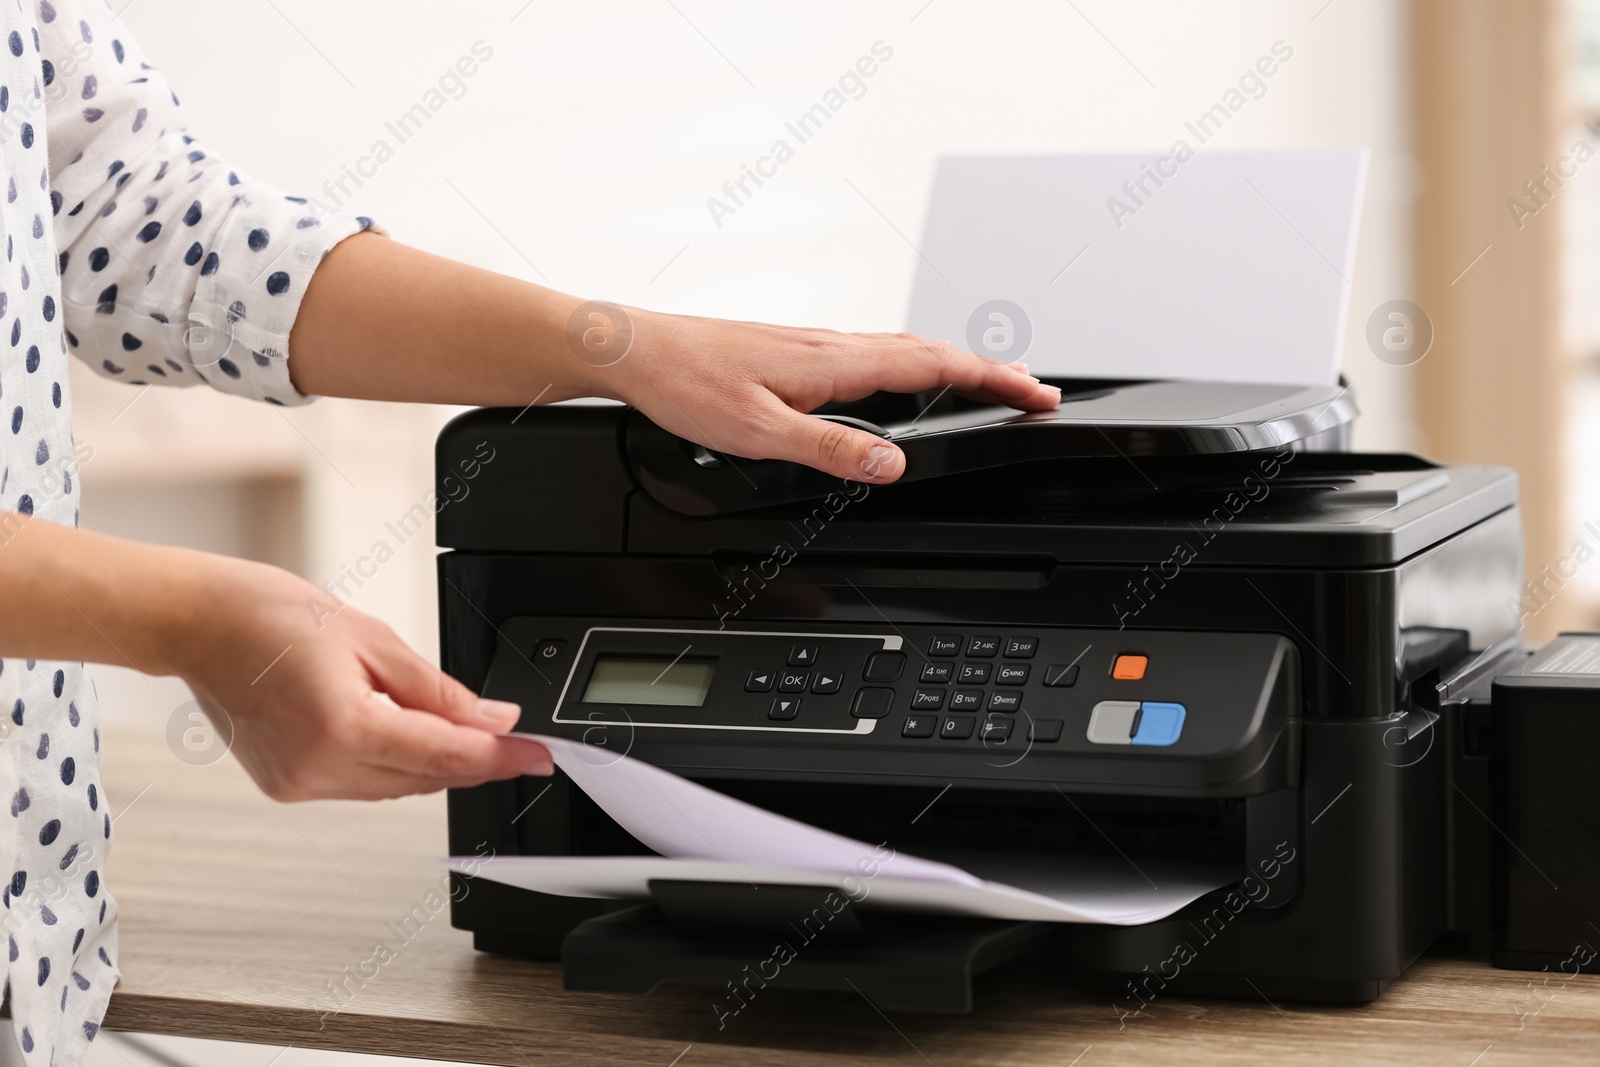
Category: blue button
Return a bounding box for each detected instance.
[1131,702,1185,746]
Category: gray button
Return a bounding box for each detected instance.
[1086,700,1141,745]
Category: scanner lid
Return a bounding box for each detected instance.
[629,377,1358,519]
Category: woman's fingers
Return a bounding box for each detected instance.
[360,697,553,784]
[745,399,908,482]
[341,623,553,795]
[625,312,1067,482]
[358,620,524,731]
[714,337,1059,482]
[844,339,1059,410]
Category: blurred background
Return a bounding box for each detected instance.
[50,0,1597,1062]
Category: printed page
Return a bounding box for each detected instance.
[448,734,1236,926]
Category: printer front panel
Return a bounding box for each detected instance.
[478,613,1297,798]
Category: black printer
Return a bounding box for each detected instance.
[436,379,1600,1011]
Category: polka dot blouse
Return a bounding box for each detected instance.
[0,0,375,1061]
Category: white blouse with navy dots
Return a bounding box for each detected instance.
[0,0,374,1061]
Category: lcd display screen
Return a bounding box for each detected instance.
[581,656,716,706]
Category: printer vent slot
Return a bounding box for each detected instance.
[714,552,1052,590]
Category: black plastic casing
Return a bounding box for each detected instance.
[436,403,1523,1003]
[1490,634,1600,973]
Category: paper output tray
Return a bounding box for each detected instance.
[627,378,1357,517]
[560,879,1051,1014]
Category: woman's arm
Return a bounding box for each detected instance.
[0,511,551,800]
[289,234,1060,483]
[26,0,553,806]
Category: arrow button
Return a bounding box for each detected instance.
[745,670,775,693]
[811,672,842,694]
[768,697,800,721]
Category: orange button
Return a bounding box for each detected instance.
[1112,654,1148,680]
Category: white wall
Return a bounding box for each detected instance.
[77,0,1417,723]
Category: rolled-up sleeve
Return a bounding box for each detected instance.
[42,0,378,405]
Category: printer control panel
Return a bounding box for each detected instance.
[482,617,1296,778]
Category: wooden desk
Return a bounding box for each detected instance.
[96,728,1600,1066]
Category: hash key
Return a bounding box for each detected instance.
[981,716,1014,743]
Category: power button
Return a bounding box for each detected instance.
[533,639,567,664]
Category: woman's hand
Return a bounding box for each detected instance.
[291,236,1062,483]
[0,516,548,802]
[583,308,1062,483]
[165,551,550,802]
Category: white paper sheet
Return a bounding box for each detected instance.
[447,734,1235,926]
[449,854,1233,926]
[903,150,1368,386]
[512,734,977,884]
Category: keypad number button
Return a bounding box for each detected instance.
[987,691,1021,713]
[1003,637,1038,659]
[941,716,976,740]
[966,635,1001,657]
[928,635,962,657]
[949,689,984,711]
[958,662,992,685]
[995,664,1030,686]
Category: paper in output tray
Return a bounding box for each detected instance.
[447,734,1235,926]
